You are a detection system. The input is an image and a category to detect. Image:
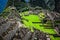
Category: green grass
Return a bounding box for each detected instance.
[22,20,56,34]
[50,35,60,40]
[20,11,56,34]
[20,11,60,40]
[22,15,41,22]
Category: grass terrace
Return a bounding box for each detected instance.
[20,11,56,34]
[19,11,60,40]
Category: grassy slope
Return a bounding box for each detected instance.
[20,11,60,40]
